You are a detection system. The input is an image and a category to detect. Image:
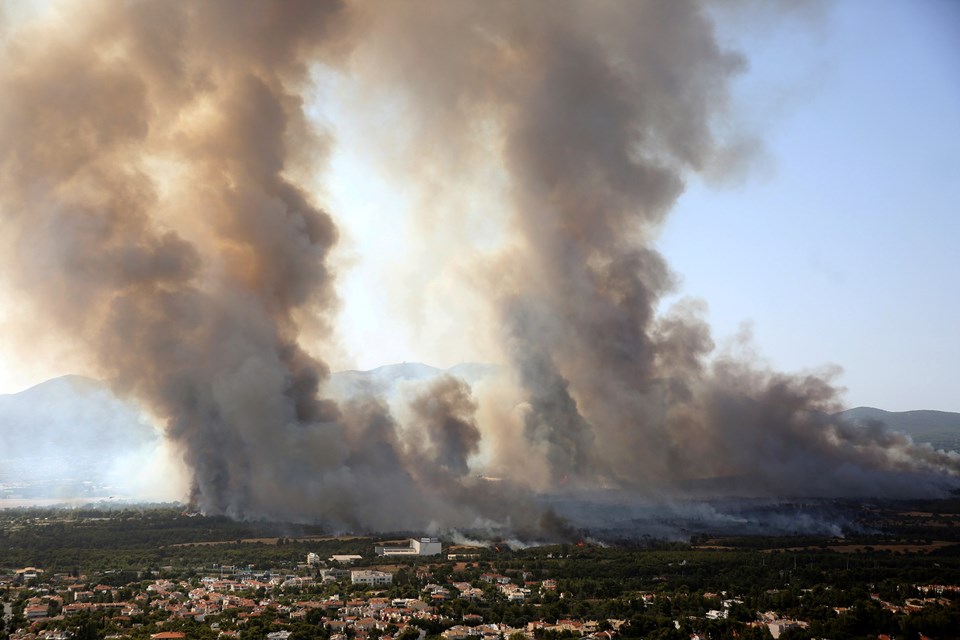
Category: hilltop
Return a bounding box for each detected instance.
[836,407,960,452]
[2,365,958,504]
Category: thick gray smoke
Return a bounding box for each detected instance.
[408,376,481,478]
[344,0,960,498]
[0,0,956,535]
[0,0,349,519]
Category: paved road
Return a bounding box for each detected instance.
[2,601,11,626]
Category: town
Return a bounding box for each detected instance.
[2,505,960,640]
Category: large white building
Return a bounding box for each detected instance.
[412,537,442,555]
[375,537,442,557]
[350,570,393,586]
[330,554,363,564]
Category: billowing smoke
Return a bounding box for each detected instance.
[341,0,960,499]
[0,0,956,535]
[408,376,481,477]
[0,0,349,519]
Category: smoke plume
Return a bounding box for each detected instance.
[0,0,956,535]
[408,376,481,477]
[341,0,960,498]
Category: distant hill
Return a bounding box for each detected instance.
[0,364,501,457]
[4,372,956,457]
[322,362,445,400]
[322,362,501,401]
[4,367,958,503]
[0,365,501,501]
[0,375,158,456]
[835,407,960,452]
[0,376,162,499]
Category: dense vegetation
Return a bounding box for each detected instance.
[2,498,960,639]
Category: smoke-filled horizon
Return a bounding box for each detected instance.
[0,0,957,534]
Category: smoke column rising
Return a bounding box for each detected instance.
[0,0,956,534]
[342,0,960,498]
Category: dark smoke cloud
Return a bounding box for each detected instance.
[408,376,481,477]
[0,0,349,520]
[0,0,957,537]
[344,0,960,500]
[0,0,576,534]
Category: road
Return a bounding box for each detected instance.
[2,601,11,627]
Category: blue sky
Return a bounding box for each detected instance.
[659,0,960,411]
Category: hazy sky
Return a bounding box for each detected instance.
[1,0,957,414]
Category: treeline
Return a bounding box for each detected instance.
[0,509,372,573]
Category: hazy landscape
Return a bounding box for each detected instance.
[4,368,960,541]
[1,2,958,637]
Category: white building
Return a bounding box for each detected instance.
[320,568,351,582]
[330,555,363,564]
[411,537,442,555]
[306,553,320,566]
[375,537,442,557]
[351,570,393,586]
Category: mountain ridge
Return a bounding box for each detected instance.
[2,366,958,502]
[2,366,958,457]
[835,406,960,452]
